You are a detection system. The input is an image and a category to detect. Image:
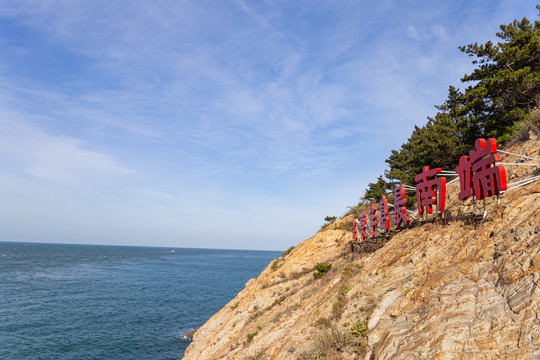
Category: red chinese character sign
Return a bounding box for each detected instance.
[368,204,377,237]
[359,211,369,240]
[348,138,512,244]
[455,155,473,200]
[379,196,390,232]
[394,185,410,227]
[455,138,507,201]
[414,166,446,218]
[352,218,359,241]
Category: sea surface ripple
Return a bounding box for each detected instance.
[0,242,280,360]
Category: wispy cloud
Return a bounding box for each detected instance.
[0,115,135,184]
[0,0,537,249]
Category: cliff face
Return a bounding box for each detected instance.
[183,140,540,360]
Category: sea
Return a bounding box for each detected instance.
[0,241,281,360]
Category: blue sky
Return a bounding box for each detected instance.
[0,1,536,250]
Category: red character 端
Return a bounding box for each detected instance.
[470,138,507,200]
[455,154,474,201]
[455,138,507,201]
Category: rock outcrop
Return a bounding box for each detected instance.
[183,139,540,360]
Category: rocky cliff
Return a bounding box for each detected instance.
[183,139,540,360]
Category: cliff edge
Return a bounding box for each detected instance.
[183,139,540,360]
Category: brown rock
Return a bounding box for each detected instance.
[183,140,540,360]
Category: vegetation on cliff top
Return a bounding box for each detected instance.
[351,7,540,212]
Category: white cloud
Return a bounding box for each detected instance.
[0,116,135,184]
[0,0,537,249]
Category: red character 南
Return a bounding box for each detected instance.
[393,185,410,227]
[415,166,446,217]
[379,195,390,232]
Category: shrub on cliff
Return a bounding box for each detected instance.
[313,263,332,278]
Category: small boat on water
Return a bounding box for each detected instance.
[170,249,175,253]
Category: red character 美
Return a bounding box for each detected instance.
[393,185,410,227]
[359,211,369,240]
[379,195,390,232]
[368,204,377,237]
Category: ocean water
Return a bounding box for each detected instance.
[0,242,281,360]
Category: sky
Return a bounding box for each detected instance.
[0,1,537,251]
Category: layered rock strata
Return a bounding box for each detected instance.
[183,140,540,360]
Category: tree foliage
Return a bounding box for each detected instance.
[385,112,469,185]
[457,14,540,142]
[362,176,395,203]
[359,8,540,203]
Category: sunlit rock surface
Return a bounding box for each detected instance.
[183,140,540,360]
